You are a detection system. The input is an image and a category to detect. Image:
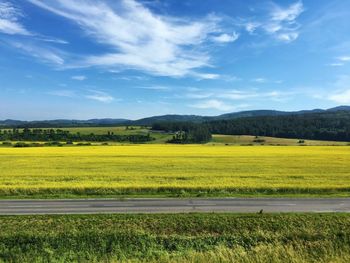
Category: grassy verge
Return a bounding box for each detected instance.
[1,187,350,199]
[0,213,350,262]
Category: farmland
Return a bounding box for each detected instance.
[1,145,350,198]
[211,134,350,146]
[1,213,350,262]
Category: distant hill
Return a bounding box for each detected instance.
[0,118,129,128]
[132,114,210,125]
[1,106,350,127]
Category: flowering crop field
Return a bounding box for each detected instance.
[0,145,350,197]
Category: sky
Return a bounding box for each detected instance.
[1,0,350,120]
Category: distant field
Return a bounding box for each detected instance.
[1,145,350,198]
[211,134,350,146]
[1,213,350,262]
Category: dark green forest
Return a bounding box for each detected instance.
[207,111,350,141]
[152,122,212,143]
[152,111,350,142]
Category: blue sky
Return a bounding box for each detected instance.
[1,0,350,120]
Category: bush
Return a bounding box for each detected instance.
[76,142,92,146]
[13,142,30,147]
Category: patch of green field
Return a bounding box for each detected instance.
[0,126,173,145]
[211,134,350,146]
[1,213,350,262]
[1,145,350,198]
[60,126,147,135]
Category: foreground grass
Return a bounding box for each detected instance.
[0,213,350,262]
[1,145,350,198]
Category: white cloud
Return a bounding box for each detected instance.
[245,22,260,34]
[327,56,350,67]
[329,89,350,104]
[327,75,350,104]
[328,63,344,67]
[212,32,239,43]
[186,92,214,99]
[268,1,303,42]
[217,90,257,100]
[136,86,170,91]
[0,2,31,35]
[275,32,299,42]
[71,75,86,81]
[338,56,350,62]
[48,90,75,97]
[36,36,69,44]
[270,1,304,22]
[191,99,234,111]
[243,1,304,43]
[252,78,267,83]
[85,90,114,103]
[193,73,220,80]
[8,40,65,65]
[28,0,228,78]
[186,89,290,102]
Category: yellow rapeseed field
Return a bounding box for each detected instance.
[0,145,350,196]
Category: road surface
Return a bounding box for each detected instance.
[0,198,350,215]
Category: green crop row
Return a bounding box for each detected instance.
[1,213,350,262]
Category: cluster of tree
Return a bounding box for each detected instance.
[206,111,350,141]
[0,128,154,143]
[152,122,212,143]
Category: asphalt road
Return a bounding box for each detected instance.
[0,198,350,215]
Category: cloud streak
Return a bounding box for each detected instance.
[0,1,31,35]
[190,99,235,111]
[85,90,114,103]
[242,1,304,43]
[71,75,86,81]
[212,32,239,43]
[27,0,232,78]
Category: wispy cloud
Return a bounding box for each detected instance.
[48,88,116,103]
[27,0,232,78]
[329,90,350,104]
[212,32,239,43]
[7,40,65,65]
[265,1,304,42]
[190,99,234,111]
[270,1,304,22]
[337,56,350,62]
[186,89,290,102]
[136,86,170,91]
[48,89,75,97]
[71,75,86,81]
[252,78,267,83]
[245,22,260,34]
[85,90,114,103]
[328,63,344,67]
[328,56,350,67]
[0,1,31,35]
[242,1,304,43]
[193,73,220,80]
[328,75,350,104]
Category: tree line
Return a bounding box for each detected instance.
[0,128,154,143]
[206,111,350,141]
[152,122,212,143]
[152,111,350,142]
